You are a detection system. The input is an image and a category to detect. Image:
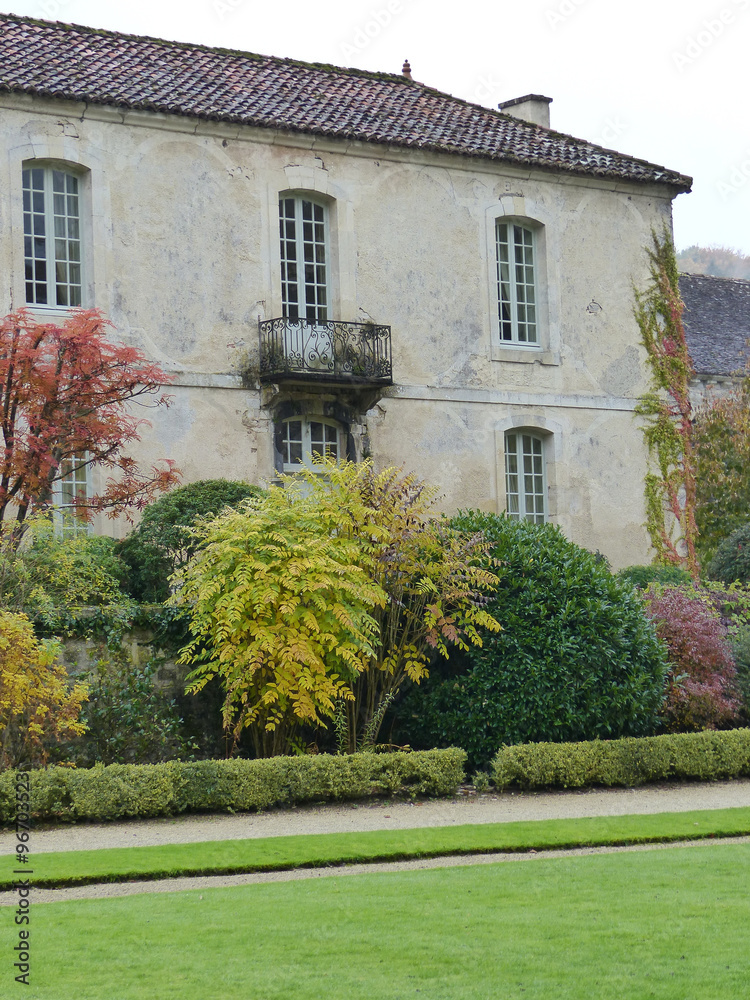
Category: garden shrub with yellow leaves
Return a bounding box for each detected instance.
[0,610,88,768]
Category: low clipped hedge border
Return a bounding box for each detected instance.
[0,748,466,825]
[492,729,750,790]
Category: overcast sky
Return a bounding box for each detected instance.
[5,0,749,254]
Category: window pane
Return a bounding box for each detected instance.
[496,222,537,345]
[24,165,82,307]
[279,195,328,325]
[506,432,546,522]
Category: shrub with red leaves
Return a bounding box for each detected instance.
[643,586,741,731]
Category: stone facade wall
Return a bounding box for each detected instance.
[55,628,183,691]
[0,92,685,567]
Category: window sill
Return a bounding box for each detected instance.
[23,305,84,321]
[491,345,560,366]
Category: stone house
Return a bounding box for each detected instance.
[0,13,693,568]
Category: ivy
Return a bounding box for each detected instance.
[633,228,699,579]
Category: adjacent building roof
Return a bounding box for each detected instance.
[0,13,692,191]
[680,273,750,377]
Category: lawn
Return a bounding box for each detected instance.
[8,840,750,999]
[3,807,750,889]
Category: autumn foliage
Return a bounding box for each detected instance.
[174,460,500,757]
[643,586,741,732]
[633,230,699,578]
[0,610,88,768]
[0,309,179,536]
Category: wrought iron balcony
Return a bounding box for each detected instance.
[259,317,392,386]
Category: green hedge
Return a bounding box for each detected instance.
[492,729,750,790]
[0,749,466,825]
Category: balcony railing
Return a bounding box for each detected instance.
[259,317,392,385]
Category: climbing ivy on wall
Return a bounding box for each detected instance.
[633,229,699,579]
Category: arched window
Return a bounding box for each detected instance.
[496,221,537,345]
[504,431,547,523]
[279,195,329,324]
[280,416,342,471]
[23,164,83,307]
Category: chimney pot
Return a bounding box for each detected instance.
[402,59,412,80]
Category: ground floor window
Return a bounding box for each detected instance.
[54,454,90,536]
[281,417,341,471]
[504,431,546,523]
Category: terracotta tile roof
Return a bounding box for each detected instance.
[0,13,692,191]
[681,273,750,377]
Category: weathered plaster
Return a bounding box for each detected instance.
[0,93,686,568]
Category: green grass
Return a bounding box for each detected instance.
[8,841,750,999]
[4,806,750,888]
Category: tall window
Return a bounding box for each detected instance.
[23,165,82,307]
[505,432,546,523]
[55,455,90,537]
[279,196,328,323]
[496,222,537,344]
[281,417,341,471]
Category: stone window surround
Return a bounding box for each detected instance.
[485,196,561,366]
[494,413,562,521]
[7,135,109,316]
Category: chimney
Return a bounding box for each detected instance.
[402,59,412,80]
[498,94,552,129]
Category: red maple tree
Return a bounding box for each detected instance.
[0,309,180,537]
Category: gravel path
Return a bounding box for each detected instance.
[3,778,750,855]
[4,779,750,904]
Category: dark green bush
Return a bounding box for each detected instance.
[492,729,750,789]
[616,564,693,590]
[0,749,467,824]
[402,512,668,767]
[57,653,200,767]
[730,624,750,717]
[708,523,750,586]
[117,479,263,601]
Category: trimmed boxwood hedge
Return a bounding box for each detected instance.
[492,729,750,790]
[0,748,466,825]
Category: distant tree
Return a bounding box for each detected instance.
[676,245,750,280]
[0,310,179,542]
[694,373,750,563]
[634,229,699,578]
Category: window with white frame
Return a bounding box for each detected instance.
[280,417,341,471]
[496,221,537,345]
[279,196,329,324]
[23,165,83,307]
[54,454,90,536]
[504,431,547,523]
